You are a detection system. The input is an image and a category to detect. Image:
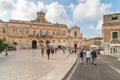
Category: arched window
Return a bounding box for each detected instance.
[40,31,43,35]
[12,29,14,34]
[53,40,55,43]
[53,32,55,35]
[46,31,49,36]
[26,30,28,34]
[33,31,36,37]
[3,29,5,33]
[74,31,77,37]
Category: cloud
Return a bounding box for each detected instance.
[11,0,45,21]
[0,0,15,20]
[73,0,111,21]
[0,0,69,25]
[45,2,68,24]
[87,24,95,30]
[96,20,103,31]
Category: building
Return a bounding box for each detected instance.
[102,13,120,54]
[0,12,83,49]
[83,37,102,50]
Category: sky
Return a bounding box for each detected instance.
[0,0,120,38]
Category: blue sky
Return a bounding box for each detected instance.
[0,0,120,38]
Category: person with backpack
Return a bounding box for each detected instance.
[91,49,97,65]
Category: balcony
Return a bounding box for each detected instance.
[110,38,120,43]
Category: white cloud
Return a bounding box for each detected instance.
[87,24,95,30]
[96,20,103,36]
[11,0,45,21]
[0,0,69,25]
[45,2,68,24]
[69,3,75,10]
[0,0,14,20]
[96,20,103,31]
[73,0,111,21]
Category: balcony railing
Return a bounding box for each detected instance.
[111,38,120,43]
[28,34,53,38]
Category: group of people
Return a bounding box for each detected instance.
[41,47,55,60]
[79,49,100,65]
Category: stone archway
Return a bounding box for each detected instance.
[32,40,37,49]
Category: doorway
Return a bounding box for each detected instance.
[32,40,37,49]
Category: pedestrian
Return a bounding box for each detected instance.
[79,50,84,64]
[86,49,91,64]
[46,47,51,60]
[51,48,55,59]
[41,47,44,56]
[5,47,8,56]
[62,48,65,54]
[91,49,97,65]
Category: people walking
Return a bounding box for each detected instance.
[79,50,84,64]
[91,49,97,65]
[41,47,44,56]
[46,47,51,60]
[86,50,91,64]
[51,48,55,59]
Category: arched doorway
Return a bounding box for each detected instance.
[46,40,50,47]
[74,43,77,48]
[32,40,37,49]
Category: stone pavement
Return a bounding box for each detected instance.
[0,49,77,80]
[69,55,120,80]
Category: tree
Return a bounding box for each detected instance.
[0,39,8,54]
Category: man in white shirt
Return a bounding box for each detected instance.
[86,50,91,64]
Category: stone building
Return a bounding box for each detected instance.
[102,13,120,54]
[82,37,102,50]
[0,12,83,49]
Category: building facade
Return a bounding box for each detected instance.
[102,13,120,54]
[82,37,102,50]
[0,12,83,49]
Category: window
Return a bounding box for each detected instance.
[112,32,118,41]
[63,40,65,42]
[112,16,118,20]
[19,29,22,34]
[3,29,5,33]
[63,32,65,36]
[74,31,77,37]
[33,31,36,37]
[58,40,60,43]
[53,32,55,35]
[46,31,49,36]
[57,32,60,36]
[53,40,55,43]
[26,30,28,34]
[12,29,14,34]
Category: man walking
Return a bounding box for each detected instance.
[46,47,51,60]
[91,49,97,65]
[86,49,91,64]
